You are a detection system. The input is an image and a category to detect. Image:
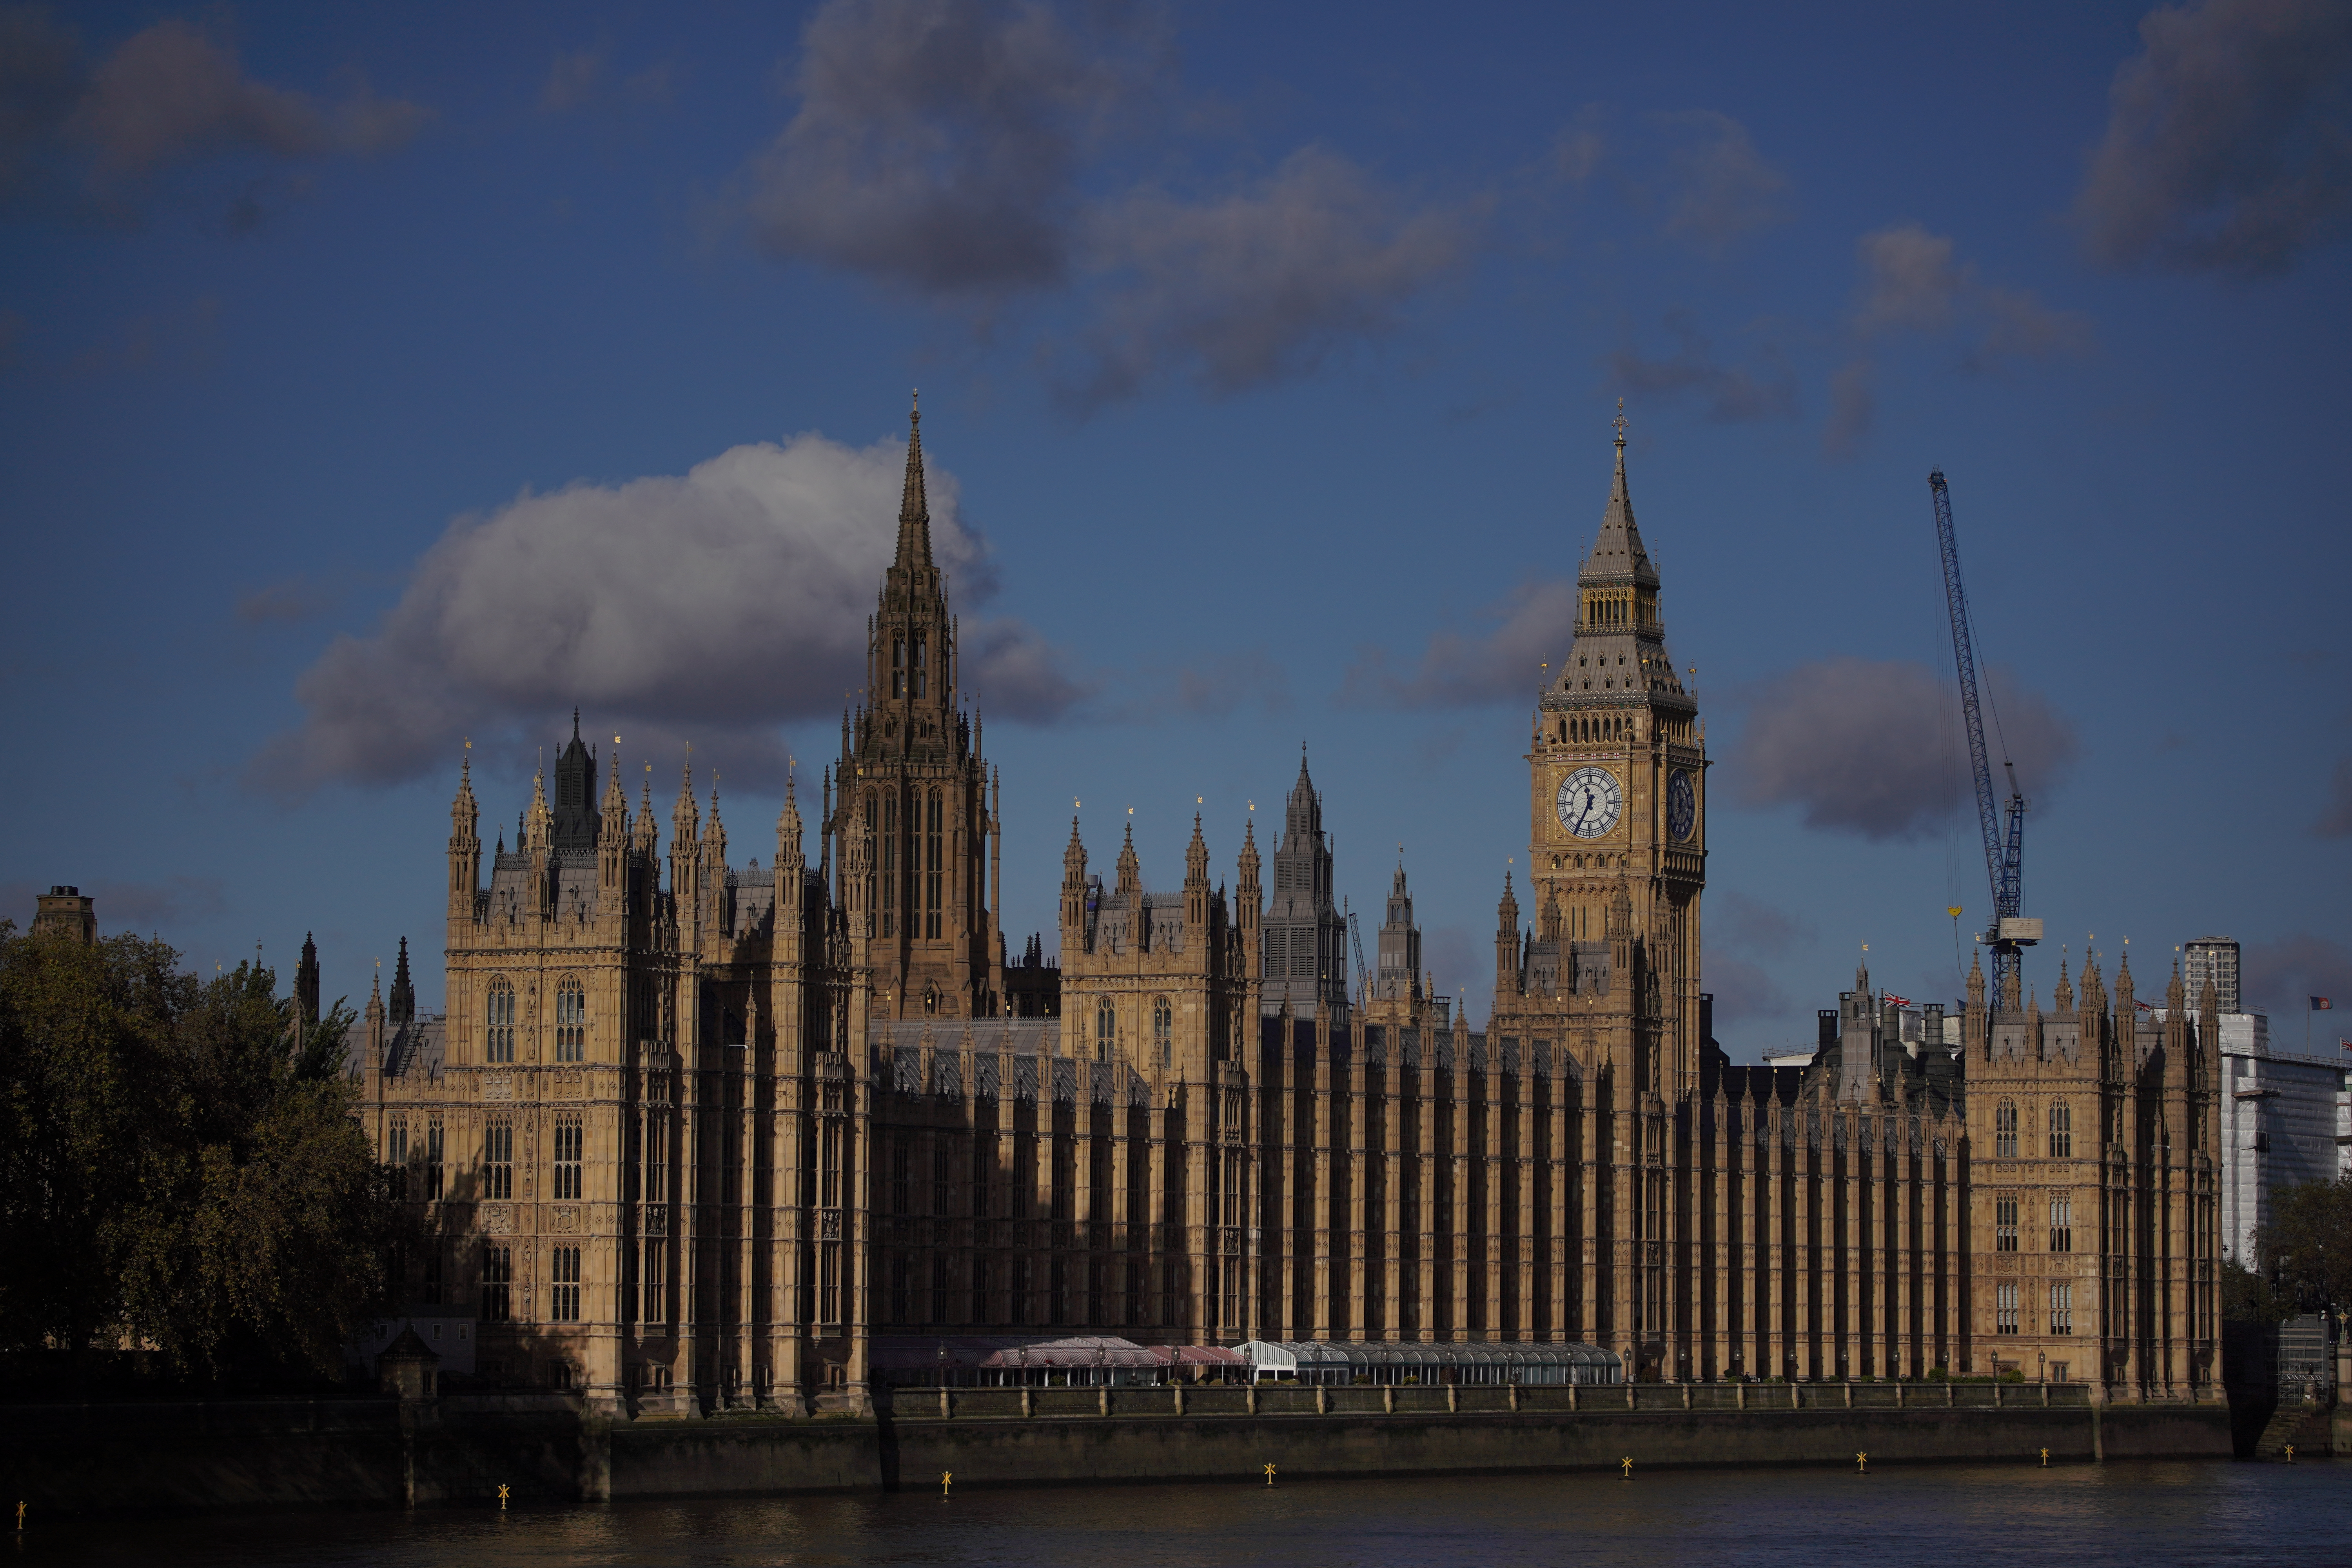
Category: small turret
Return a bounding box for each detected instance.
[777,772,806,875]
[1115,818,1141,895]
[295,933,321,1029]
[390,937,414,1030]
[1494,873,1521,998]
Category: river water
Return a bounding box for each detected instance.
[9,1460,2345,1566]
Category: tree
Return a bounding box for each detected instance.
[0,922,411,1381]
[2252,1175,2352,1317]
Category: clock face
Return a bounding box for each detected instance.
[1667,769,1695,841]
[1556,766,1622,838]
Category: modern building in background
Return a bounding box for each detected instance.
[2150,1005,2352,1263]
[2183,938,2240,1016]
[337,409,2225,1416]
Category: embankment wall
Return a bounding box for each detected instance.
[0,1386,2234,1515]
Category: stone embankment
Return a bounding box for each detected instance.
[0,1382,2233,1515]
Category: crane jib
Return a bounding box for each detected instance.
[1927,471,2030,993]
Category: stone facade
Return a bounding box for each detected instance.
[350,407,2220,1416]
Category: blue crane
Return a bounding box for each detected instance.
[1928,471,2036,998]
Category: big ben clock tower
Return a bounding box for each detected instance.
[1512,406,1707,1097]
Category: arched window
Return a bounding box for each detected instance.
[1994,1099,2018,1159]
[925,789,944,939]
[2047,1101,2071,1158]
[879,791,896,936]
[1154,996,1172,1071]
[1096,1000,1115,1060]
[486,979,515,1064]
[891,635,906,699]
[912,632,928,698]
[555,977,585,1063]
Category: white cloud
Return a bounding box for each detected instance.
[254,430,1081,792]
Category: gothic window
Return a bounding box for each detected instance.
[480,1244,512,1323]
[971,1254,989,1325]
[926,790,943,939]
[1995,1099,2018,1158]
[645,1112,667,1204]
[1154,996,1172,1071]
[891,635,906,699]
[550,1246,581,1323]
[933,1137,951,1217]
[889,1253,910,1325]
[1996,1281,2020,1334]
[1097,999,1115,1060]
[2047,1101,2071,1158]
[820,1120,842,1209]
[483,1118,514,1200]
[2050,1282,2073,1336]
[913,632,928,699]
[553,1114,583,1200]
[486,979,515,1064]
[1995,1196,2018,1252]
[932,1254,950,1325]
[386,1120,409,1201]
[2049,1194,2073,1253]
[555,977,585,1063]
[892,1139,910,1215]
[972,1132,992,1217]
[641,1239,666,1323]
[425,1118,444,1201]
[879,792,896,936]
[820,1240,842,1326]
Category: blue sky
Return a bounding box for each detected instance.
[4,0,2350,1056]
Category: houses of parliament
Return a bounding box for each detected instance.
[352,402,2220,1413]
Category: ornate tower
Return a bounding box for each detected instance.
[1525,409,1707,1094]
[1261,750,1347,1016]
[831,395,1002,1020]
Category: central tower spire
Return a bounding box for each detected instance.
[895,390,933,571]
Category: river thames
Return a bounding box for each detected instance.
[11,1459,2345,1566]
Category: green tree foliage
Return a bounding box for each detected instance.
[0,921,410,1380]
[2253,1174,2352,1316]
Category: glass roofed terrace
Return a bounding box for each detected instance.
[1237,1340,1623,1386]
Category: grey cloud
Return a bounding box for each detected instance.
[1342,576,1578,710]
[1703,953,1794,1029]
[2075,0,2352,276]
[541,48,604,113]
[743,0,1150,294]
[1656,109,1790,248]
[2240,932,2352,1016]
[1608,313,1798,423]
[1822,356,1874,460]
[740,2,1470,402]
[2316,757,2352,837]
[1831,225,2091,453]
[1063,147,1480,405]
[1853,224,1964,335]
[1851,224,2092,364]
[252,431,1080,793]
[1,13,425,216]
[1714,889,1813,959]
[1727,657,2079,841]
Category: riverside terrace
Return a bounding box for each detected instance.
[868,1334,1627,1387]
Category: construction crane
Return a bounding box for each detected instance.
[1928,471,2039,998]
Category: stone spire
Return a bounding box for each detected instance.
[671,753,700,844]
[777,770,805,873]
[1115,817,1141,894]
[706,777,727,868]
[2055,959,2074,1015]
[524,760,552,851]
[1584,401,1659,588]
[633,766,658,857]
[1185,813,1209,886]
[895,390,933,571]
[390,936,414,1029]
[296,933,321,1028]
